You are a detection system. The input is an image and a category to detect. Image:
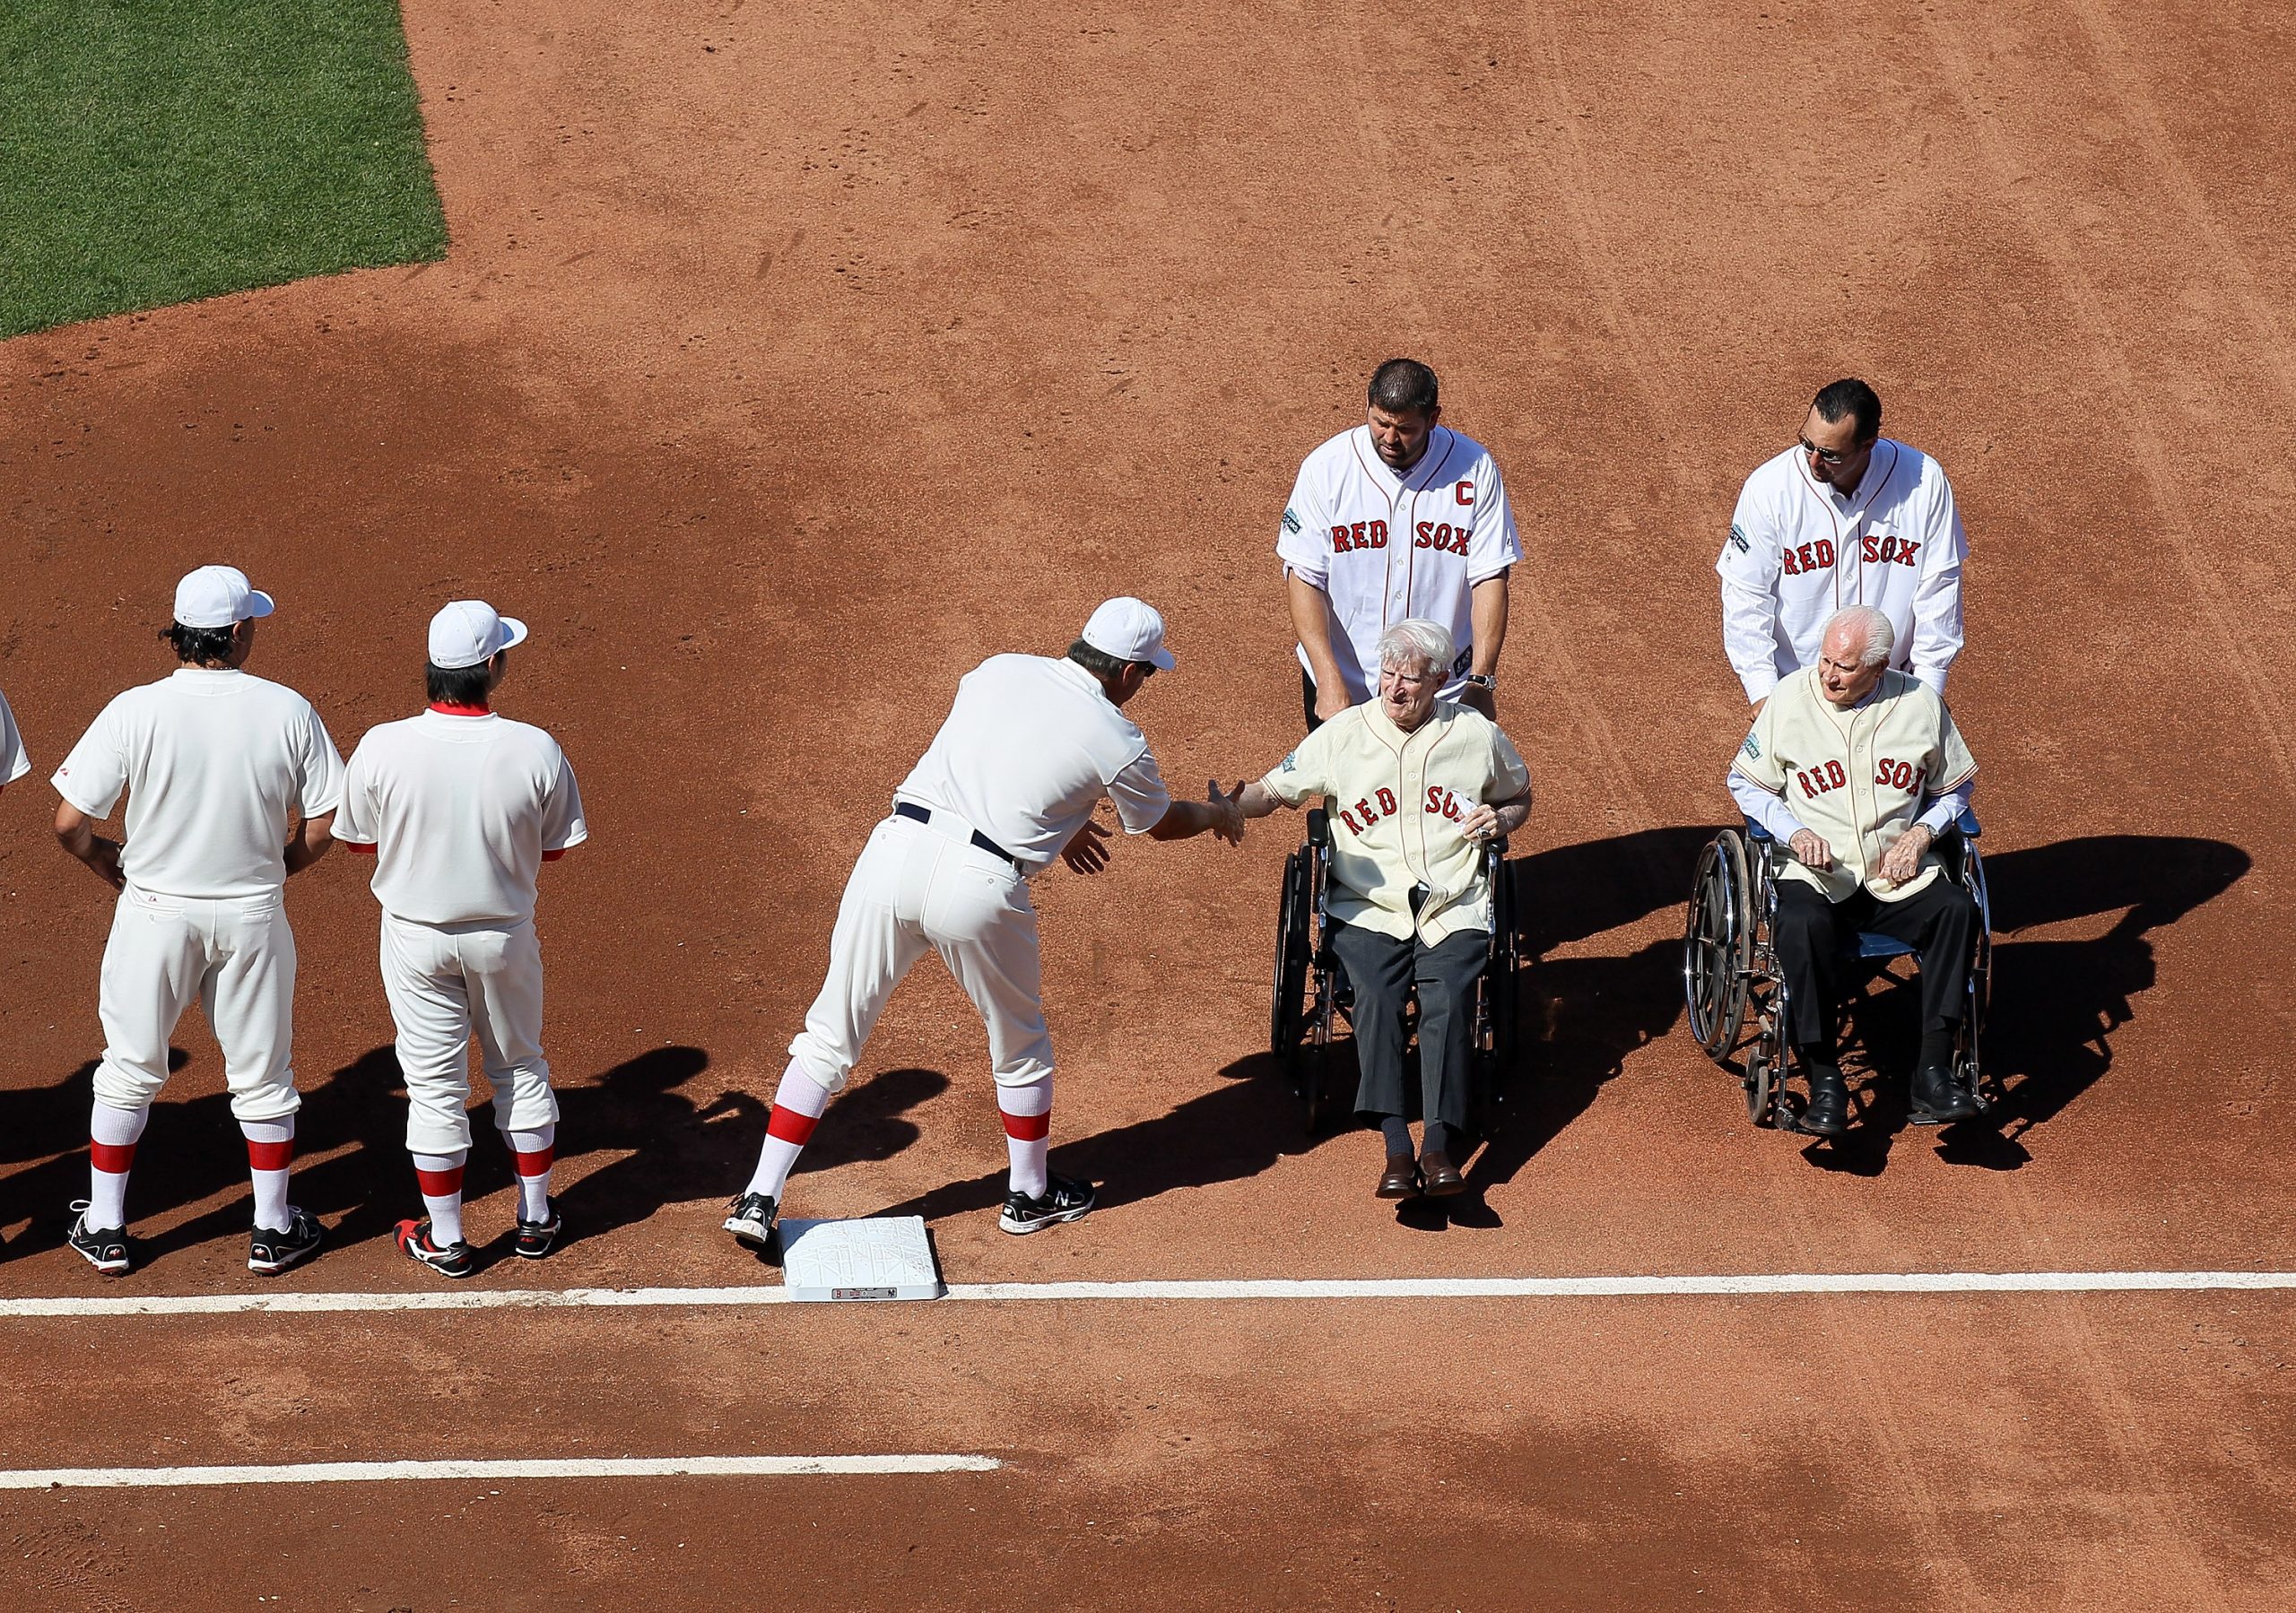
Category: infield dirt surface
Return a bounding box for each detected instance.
[2,1,2292,1608]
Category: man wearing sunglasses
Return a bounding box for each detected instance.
[1718,378,1968,707]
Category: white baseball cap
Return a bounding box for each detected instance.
[173,565,276,629]
[428,600,530,670]
[1082,596,1177,671]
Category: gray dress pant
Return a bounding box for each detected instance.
[1329,921,1490,1135]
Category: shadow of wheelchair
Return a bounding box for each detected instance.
[1804,833,2249,1175]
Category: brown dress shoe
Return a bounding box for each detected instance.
[1421,1150,1466,1196]
[1376,1155,1422,1200]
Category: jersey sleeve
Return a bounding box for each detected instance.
[1259,723,1335,808]
[330,741,379,846]
[1931,698,1978,793]
[296,705,347,818]
[541,750,589,852]
[0,689,28,788]
[1908,464,1968,697]
[1107,746,1171,835]
[1729,695,1788,793]
[52,698,130,819]
[1483,722,1531,802]
[1274,453,1332,586]
[1465,452,1523,585]
[1718,473,1786,702]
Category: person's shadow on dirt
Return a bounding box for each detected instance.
[1798,833,2249,1176]
[868,827,1709,1230]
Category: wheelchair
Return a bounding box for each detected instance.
[1270,807,1521,1132]
[1681,811,1994,1133]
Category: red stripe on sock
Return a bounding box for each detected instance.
[245,1139,293,1171]
[90,1140,136,1173]
[1000,1109,1051,1142]
[414,1166,465,1197]
[343,841,378,856]
[766,1105,820,1146]
[514,1147,555,1177]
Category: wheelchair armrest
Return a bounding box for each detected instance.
[1953,807,1981,839]
[1741,816,1774,845]
[1306,806,1330,848]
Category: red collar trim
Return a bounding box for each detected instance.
[428,702,491,716]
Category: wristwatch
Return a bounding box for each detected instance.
[1463,672,1497,690]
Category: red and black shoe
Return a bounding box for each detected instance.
[395,1218,475,1279]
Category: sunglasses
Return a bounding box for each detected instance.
[1797,436,1852,466]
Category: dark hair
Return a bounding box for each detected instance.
[1812,377,1882,444]
[1067,638,1152,681]
[426,658,496,707]
[1368,358,1439,416]
[160,622,239,666]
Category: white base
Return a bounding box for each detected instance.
[778,1216,944,1302]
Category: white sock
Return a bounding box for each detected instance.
[241,1118,294,1234]
[413,1151,467,1246]
[87,1102,150,1230]
[745,1062,833,1201]
[998,1074,1053,1199]
[503,1123,556,1222]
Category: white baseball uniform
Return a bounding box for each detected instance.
[54,669,345,1120]
[1277,424,1522,704]
[790,653,1171,1096]
[1718,439,1968,702]
[0,689,29,793]
[333,706,587,1155]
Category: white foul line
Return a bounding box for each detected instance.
[0,1454,1000,1490]
[0,1270,2290,1319]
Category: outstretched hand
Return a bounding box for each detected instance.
[1208,779,1247,846]
[1061,817,1114,875]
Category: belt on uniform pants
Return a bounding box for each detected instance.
[892,802,1021,871]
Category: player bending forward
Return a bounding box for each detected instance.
[55,567,344,1277]
[334,603,587,1279]
[726,598,1244,1253]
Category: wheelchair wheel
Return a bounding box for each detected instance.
[1960,840,1995,1103]
[1683,829,1752,1059]
[1475,843,1519,1107]
[1292,960,1336,1132]
[1270,846,1311,1058]
[1745,1045,1778,1128]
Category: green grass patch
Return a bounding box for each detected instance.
[0,0,448,338]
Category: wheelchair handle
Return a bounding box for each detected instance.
[1306,806,1330,847]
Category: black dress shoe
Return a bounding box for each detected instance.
[1909,1063,1979,1124]
[1421,1150,1466,1196]
[1801,1066,1850,1136]
[1376,1155,1422,1199]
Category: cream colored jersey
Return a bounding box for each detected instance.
[334,707,587,926]
[54,668,344,899]
[1261,700,1530,942]
[1732,667,1977,904]
[0,687,29,789]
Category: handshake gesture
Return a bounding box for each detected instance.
[1058,779,1251,875]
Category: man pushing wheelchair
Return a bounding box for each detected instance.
[1726,604,1982,1135]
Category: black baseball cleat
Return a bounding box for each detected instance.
[514,1201,562,1260]
[396,1218,475,1279]
[66,1202,130,1277]
[1799,1066,1850,1137]
[999,1174,1097,1236]
[1909,1064,1980,1125]
[248,1207,326,1276]
[723,1192,779,1251]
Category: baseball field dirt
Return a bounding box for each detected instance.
[1,0,2292,1607]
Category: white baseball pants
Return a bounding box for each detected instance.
[790,812,1053,1094]
[379,913,560,1155]
[95,885,300,1122]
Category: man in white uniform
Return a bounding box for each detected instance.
[1278,360,1522,727]
[1236,620,1532,1199]
[333,602,587,1279]
[725,598,1244,1253]
[53,566,344,1276]
[1729,605,1981,1136]
[1718,378,1968,703]
[0,689,28,795]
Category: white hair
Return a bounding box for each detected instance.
[1824,605,1895,670]
[1376,619,1456,678]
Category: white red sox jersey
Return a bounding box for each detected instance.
[1277,425,1522,704]
[54,669,345,898]
[333,707,587,925]
[1260,699,1530,944]
[1718,439,1967,702]
[0,688,28,790]
[1732,667,1978,905]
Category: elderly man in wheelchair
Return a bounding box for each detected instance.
[1240,619,1533,1199]
[1695,603,1986,1137]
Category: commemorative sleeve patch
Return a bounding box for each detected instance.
[1282,507,1302,535]
[1740,732,1761,760]
[1726,523,1751,555]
